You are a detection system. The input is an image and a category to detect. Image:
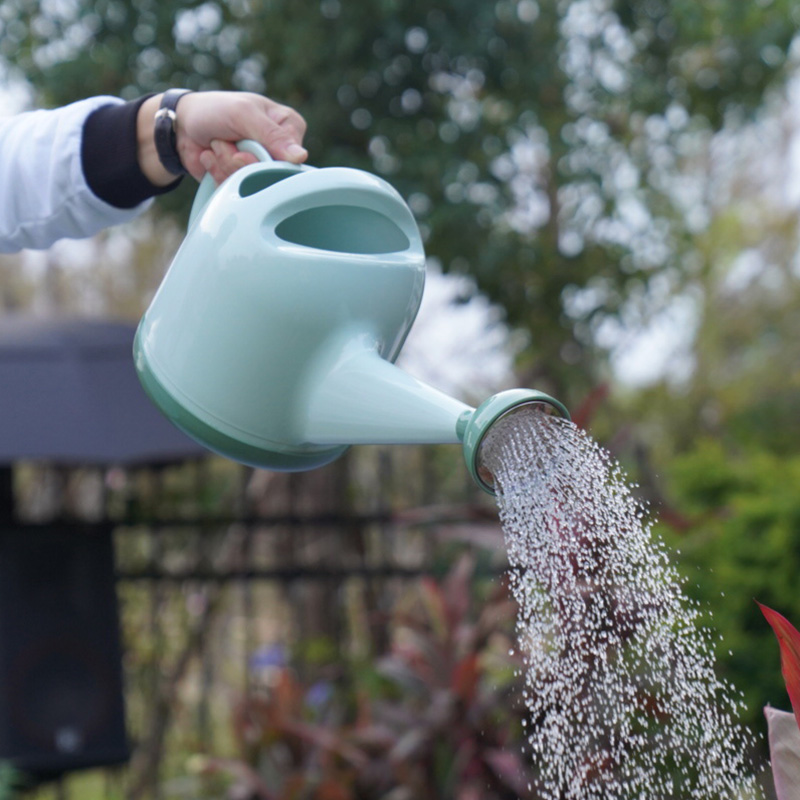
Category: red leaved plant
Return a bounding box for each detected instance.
[195,555,533,800]
[759,602,800,799]
[366,553,535,799]
[760,603,800,729]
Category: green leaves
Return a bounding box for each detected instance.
[6,0,796,402]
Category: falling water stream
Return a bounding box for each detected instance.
[480,408,762,799]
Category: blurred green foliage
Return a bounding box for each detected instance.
[620,220,800,752]
[658,440,800,735]
[2,0,798,403]
[4,0,800,789]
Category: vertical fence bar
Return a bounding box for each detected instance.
[148,470,165,800]
[241,524,255,697]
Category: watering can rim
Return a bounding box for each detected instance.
[188,139,309,227]
[188,139,413,230]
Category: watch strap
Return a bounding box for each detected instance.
[154,89,192,175]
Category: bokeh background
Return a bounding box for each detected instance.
[1,1,800,798]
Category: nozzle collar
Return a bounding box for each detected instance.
[460,389,570,495]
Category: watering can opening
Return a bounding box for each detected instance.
[239,169,302,197]
[275,205,411,255]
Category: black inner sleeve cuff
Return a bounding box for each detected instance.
[82,95,182,209]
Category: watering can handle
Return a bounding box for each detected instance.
[188,139,274,227]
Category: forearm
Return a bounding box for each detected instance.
[82,95,179,209]
[0,89,308,253]
[0,97,152,253]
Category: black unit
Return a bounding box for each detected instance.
[0,525,129,777]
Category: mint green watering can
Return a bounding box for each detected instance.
[134,141,568,494]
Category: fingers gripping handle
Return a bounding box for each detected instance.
[188,139,274,227]
[234,140,273,162]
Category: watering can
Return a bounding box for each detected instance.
[134,141,569,494]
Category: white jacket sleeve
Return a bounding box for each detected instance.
[0,97,152,253]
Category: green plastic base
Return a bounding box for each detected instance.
[134,328,348,472]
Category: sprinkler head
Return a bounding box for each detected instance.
[458,389,570,495]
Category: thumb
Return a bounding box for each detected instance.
[261,132,308,164]
[254,104,308,163]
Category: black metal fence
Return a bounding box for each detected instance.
[5,447,507,800]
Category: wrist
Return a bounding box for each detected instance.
[84,95,175,209]
[137,95,174,187]
[137,91,191,187]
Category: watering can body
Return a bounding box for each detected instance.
[135,143,470,471]
[135,142,568,492]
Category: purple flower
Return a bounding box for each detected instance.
[305,681,333,711]
[249,644,287,672]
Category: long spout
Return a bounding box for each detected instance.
[302,337,569,494]
[302,338,473,446]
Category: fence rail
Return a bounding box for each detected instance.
[4,451,508,800]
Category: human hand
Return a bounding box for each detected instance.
[138,91,308,186]
[177,91,308,182]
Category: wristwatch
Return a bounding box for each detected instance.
[154,89,192,175]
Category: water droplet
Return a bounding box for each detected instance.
[478,411,761,798]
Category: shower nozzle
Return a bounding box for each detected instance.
[458,389,570,495]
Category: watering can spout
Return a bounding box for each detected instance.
[302,337,472,446]
[458,389,569,494]
[302,349,570,493]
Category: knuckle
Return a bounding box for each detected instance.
[228,96,253,128]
